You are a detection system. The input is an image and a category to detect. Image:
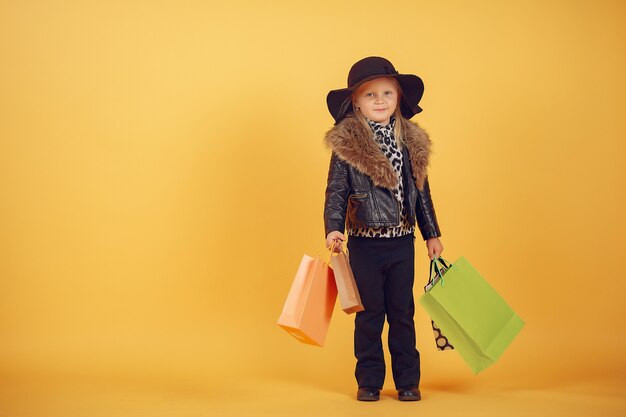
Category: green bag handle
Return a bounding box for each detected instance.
[430,259,444,286]
[428,256,452,288]
[435,256,451,269]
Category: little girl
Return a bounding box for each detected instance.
[323,56,444,402]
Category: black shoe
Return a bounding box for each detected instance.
[357,387,380,401]
[397,386,421,401]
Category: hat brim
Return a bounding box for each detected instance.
[326,73,424,123]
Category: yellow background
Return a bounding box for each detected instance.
[1,0,625,415]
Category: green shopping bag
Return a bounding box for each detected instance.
[418,256,525,374]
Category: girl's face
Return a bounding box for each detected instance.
[353,77,399,125]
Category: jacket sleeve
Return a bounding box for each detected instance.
[324,152,350,237]
[415,176,442,240]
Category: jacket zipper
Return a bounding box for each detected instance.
[396,198,401,226]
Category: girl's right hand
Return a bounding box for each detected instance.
[326,231,346,253]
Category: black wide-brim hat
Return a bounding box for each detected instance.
[326,56,424,124]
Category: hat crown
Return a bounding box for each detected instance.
[347,56,399,88]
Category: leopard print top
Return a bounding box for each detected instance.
[348,116,415,238]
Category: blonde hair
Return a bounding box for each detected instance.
[351,77,405,148]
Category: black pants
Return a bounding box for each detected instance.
[347,233,420,390]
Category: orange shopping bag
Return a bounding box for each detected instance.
[330,248,364,314]
[277,246,338,347]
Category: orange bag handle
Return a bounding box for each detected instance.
[325,239,350,261]
[315,241,336,261]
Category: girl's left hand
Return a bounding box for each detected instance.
[426,237,444,260]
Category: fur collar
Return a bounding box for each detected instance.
[324,115,432,190]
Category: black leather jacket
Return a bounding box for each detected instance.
[324,149,441,240]
[323,115,441,241]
